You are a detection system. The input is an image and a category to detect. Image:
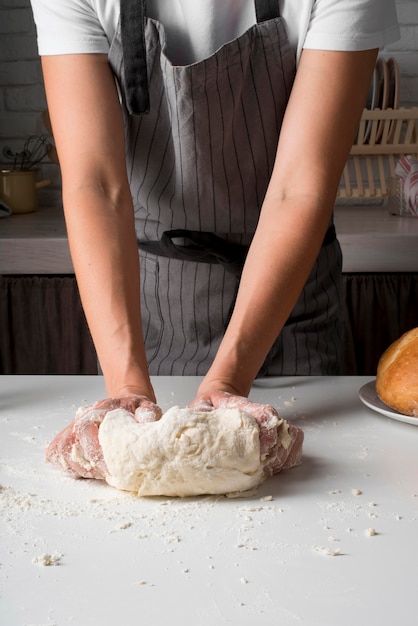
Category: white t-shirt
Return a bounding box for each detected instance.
[31,0,400,65]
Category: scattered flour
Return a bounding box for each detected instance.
[313,546,342,557]
[32,552,63,566]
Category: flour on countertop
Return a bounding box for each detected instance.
[0,404,412,597]
[32,552,63,566]
[313,546,342,557]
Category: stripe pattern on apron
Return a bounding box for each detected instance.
[108,0,344,376]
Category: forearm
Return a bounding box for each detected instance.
[63,185,154,400]
[203,193,333,396]
[40,54,155,401]
[200,48,377,397]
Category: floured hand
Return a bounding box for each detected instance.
[46,396,162,479]
[46,392,303,497]
[189,390,303,475]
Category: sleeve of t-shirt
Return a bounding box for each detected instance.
[30,0,111,55]
[303,0,400,52]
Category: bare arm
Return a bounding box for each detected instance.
[41,54,154,401]
[196,48,378,399]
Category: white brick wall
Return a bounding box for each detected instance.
[0,0,417,208]
[0,0,61,207]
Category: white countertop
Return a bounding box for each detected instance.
[1,375,418,626]
[1,204,418,273]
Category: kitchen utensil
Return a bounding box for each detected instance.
[0,169,51,214]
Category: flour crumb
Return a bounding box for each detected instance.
[118,522,132,530]
[329,489,341,495]
[395,514,402,521]
[365,528,377,537]
[182,568,189,573]
[137,580,147,585]
[260,495,273,502]
[369,501,377,507]
[313,546,342,557]
[33,552,63,566]
[240,577,248,584]
[358,446,369,459]
[352,488,362,496]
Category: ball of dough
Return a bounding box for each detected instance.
[376,327,418,417]
[99,406,265,497]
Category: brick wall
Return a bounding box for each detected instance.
[0,0,417,209]
[0,0,60,207]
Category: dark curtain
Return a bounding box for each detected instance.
[0,276,97,375]
[0,273,417,376]
[341,273,418,374]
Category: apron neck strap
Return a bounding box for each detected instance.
[120,0,281,115]
[120,0,149,115]
[255,0,281,23]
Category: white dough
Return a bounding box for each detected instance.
[98,406,264,497]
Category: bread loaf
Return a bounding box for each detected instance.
[375,327,418,417]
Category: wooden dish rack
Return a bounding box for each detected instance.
[337,107,418,200]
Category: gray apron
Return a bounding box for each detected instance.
[108,0,344,376]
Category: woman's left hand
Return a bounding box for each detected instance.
[189,389,303,474]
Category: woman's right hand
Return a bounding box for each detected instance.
[46,395,162,480]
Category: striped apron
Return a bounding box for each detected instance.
[108,0,344,376]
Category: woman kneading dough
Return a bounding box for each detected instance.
[30,0,399,493]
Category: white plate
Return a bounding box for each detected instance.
[387,57,400,140]
[362,68,378,143]
[359,380,418,425]
[387,57,400,110]
[374,58,390,143]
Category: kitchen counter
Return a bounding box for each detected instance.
[1,204,418,273]
[1,375,417,626]
[0,206,72,275]
[334,202,418,272]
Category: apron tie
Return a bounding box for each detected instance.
[137,225,336,278]
[138,230,249,278]
[255,0,281,23]
[120,0,149,114]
